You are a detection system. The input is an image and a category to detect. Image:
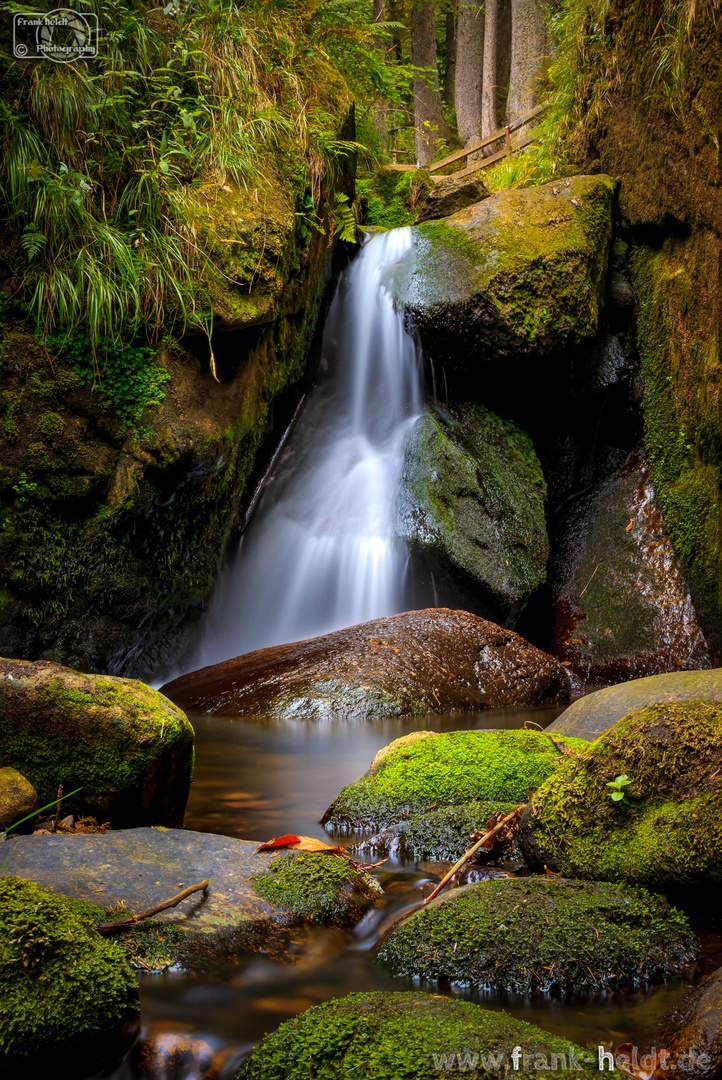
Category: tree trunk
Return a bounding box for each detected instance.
[454,0,484,145]
[444,7,457,109]
[481,0,499,139]
[507,0,548,122]
[373,0,388,151]
[411,0,452,164]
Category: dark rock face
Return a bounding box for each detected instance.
[161,608,570,720]
[548,668,722,741]
[658,965,722,1080]
[550,454,710,687]
[0,658,194,828]
[397,404,548,617]
[414,174,490,224]
[1,828,381,964]
[519,701,722,890]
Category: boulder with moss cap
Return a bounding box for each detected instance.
[235,990,619,1079]
[0,657,194,828]
[520,701,722,890]
[375,877,697,995]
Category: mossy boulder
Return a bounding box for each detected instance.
[353,798,517,862]
[375,878,697,995]
[391,174,615,372]
[549,454,710,686]
[397,403,548,613]
[0,766,38,832]
[162,609,570,720]
[252,851,382,926]
[0,658,194,827]
[322,728,586,832]
[414,173,490,224]
[0,877,139,1074]
[520,701,722,890]
[235,990,616,1079]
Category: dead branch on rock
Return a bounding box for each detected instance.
[423,805,526,905]
[97,880,209,934]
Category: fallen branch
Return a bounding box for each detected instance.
[423,805,526,905]
[97,880,209,934]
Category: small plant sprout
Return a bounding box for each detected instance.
[607,774,633,803]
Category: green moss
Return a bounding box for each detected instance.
[114,920,187,972]
[398,403,548,603]
[323,729,588,831]
[521,701,722,889]
[236,990,617,1079]
[375,878,697,995]
[394,800,517,861]
[357,168,434,229]
[0,877,138,1063]
[252,851,382,926]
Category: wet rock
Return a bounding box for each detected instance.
[353,799,517,861]
[520,701,722,890]
[322,728,585,832]
[390,174,615,371]
[548,668,722,740]
[657,965,722,1080]
[0,828,381,965]
[0,658,194,828]
[235,990,609,1079]
[375,878,696,995]
[549,455,710,687]
[161,608,570,720]
[414,173,490,224]
[0,767,38,832]
[131,1030,238,1080]
[0,877,139,1076]
[397,403,548,616]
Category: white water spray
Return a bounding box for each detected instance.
[187,227,422,668]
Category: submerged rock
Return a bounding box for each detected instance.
[548,668,722,740]
[658,965,722,1080]
[414,173,490,224]
[549,454,710,687]
[0,877,139,1075]
[235,990,610,1079]
[391,174,615,370]
[0,658,194,828]
[161,608,570,720]
[0,767,38,832]
[520,701,722,890]
[322,728,586,832]
[1,828,381,965]
[375,878,696,995]
[397,403,548,615]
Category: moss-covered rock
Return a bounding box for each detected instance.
[322,728,586,832]
[0,766,38,832]
[252,851,382,926]
[0,877,139,1073]
[414,174,490,224]
[0,657,194,827]
[397,403,548,612]
[520,701,722,890]
[390,174,615,372]
[357,168,434,230]
[354,799,517,861]
[375,878,697,995]
[549,453,710,684]
[235,990,617,1079]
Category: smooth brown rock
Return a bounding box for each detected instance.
[414,174,490,224]
[658,965,722,1079]
[0,767,38,832]
[161,608,570,720]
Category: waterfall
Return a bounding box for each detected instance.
[187,227,422,669]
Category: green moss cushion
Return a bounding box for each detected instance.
[375,878,697,995]
[235,991,616,1079]
[252,851,383,926]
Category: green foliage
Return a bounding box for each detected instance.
[44,328,170,427]
[606,773,633,803]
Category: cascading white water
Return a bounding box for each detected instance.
[186,227,422,669]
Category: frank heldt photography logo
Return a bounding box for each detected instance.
[13,8,99,62]
[431,1045,713,1075]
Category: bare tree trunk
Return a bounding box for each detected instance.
[373,0,388,151]
[497,0,512,118]
[444,6,457,109]
[481,0,499,139]
[454,0,484,145]
[507,0,548,122]
[411,0,453,164]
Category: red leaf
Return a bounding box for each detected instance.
[255,833,301,852]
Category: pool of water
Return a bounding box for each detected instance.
[97,706,720,1080]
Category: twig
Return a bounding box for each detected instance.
[423,805,526,905]
[51,784,63,834]
[96,880,209,934]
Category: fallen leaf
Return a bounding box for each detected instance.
[255,834,301,852]
[255,834,346,855]
[626,518,634,532]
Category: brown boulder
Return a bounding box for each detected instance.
[658,965,722,1079]
[414,174,490,224]
[0,767,38,833]
[161,608,570,720]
